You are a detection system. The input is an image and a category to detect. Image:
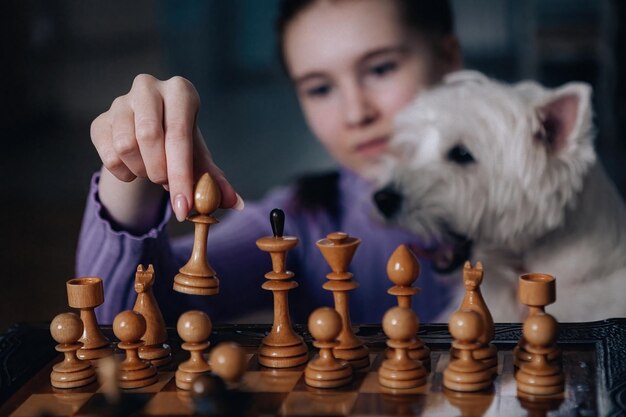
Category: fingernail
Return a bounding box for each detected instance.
[233,193,245,211]
[174,194,188,222]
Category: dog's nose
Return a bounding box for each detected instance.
[374,186,403,219]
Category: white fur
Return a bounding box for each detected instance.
[376,70,626,322]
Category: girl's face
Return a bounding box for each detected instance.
[284,0,459,179]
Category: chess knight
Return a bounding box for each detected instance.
[373,70,626,322]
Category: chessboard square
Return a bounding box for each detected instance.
[10,393,92,417]
[243,371,302,392]
[143,392,195,415]
[351,392,427,416]
[280,391,358,416]
[419,398,475,416]
[77,392,154,415]
[249,392,288,416]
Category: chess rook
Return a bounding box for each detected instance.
[66,277,113,363]
[444,310,493,392]
[49,312,97,389]
[113,310,158,389]
[386,245,430,366]
[452,261,497,374]
[316,232,369,370]
[255,208,308,368]
[305,307,353,388]
[133,264,171,367]
[379,307,428,389]
[176,310,212,390]
[515,313,564,396]
[173,173,221,295]
[514,273,561,367]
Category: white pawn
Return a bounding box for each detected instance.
[443,310,492,392]
[379,307,427,389]
[50,312,96,389]
[176,310,212,390]
[113,310,158,389]
[305,307,353,388]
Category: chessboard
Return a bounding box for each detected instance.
[1,320,625,417]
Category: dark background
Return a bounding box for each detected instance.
[1,0,625,330]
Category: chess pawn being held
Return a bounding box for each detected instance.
[379,306,428,389]
[443,310,492,392]
[173,173,221,296]
[305,307,353,388]
[50,312,97,389]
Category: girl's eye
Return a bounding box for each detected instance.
[305,84,332,98]
[369,61,397,76]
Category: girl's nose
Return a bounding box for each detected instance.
[342,83,378,127]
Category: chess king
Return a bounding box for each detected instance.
[374,70,626,322]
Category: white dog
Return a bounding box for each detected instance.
[373,70,626,322]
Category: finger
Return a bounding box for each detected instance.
[91,112,135,182]
[160,77,198,221]
[131,84,167,185]
[110,98,147,178]
[193,127,241,210]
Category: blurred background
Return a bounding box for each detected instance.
[1,0,625,330]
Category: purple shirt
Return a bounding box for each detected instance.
[76,170,454,325]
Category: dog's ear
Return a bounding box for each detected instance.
[535,82,592,155]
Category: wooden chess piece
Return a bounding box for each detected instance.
[514,273,561,367]
[305,307,353,388]
[190,374,229,416]
[386,244,430,366]
[133,264,171,367]
[443,310,493,392]
[66,277,113,364]
[452,262,497,374]
[176,310,212,390]
[209,342,247,388]
[316,232,369,370]
[49,312,97,388]
[378,306,427,389]
[113,310,158,389]
[515,313,564,396]
[173,173,221,295]
[255,208,308,368]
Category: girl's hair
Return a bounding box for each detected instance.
[275,0,455,72]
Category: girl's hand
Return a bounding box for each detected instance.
[91,74,240,224]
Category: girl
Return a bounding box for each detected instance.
[80,0,463,324]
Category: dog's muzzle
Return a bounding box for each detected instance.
[374,186,403,219]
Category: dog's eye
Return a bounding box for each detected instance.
[447,145,475,165]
